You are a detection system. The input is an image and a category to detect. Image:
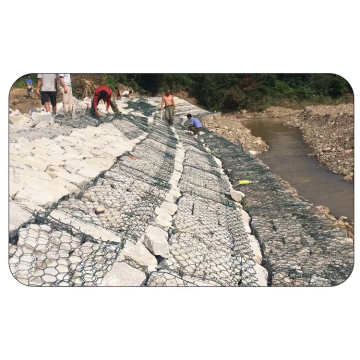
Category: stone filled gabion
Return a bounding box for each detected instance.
[200,127,354,286]
[9,97,352,286]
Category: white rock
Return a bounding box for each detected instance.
[100,262,146,286]
[159,201,178,216]
[9,181,23,198]
[154,207,173,221]
[46,166,87,187]
[240,209,251,234]
[77,167,102,179]
[9,202,32,232]
[144,225,170,258]
[230,188,245,202]
[213,156,222,167]
[254,263,268,286]
[16,185,60,206]
[17,176,69,201]
[10,154,48,171]
[155,215,172,228]
[31,112,52,126]
[14,167,53,181]
[40,225,52,232]
[95,206,105,214]
[118,241,157,272]
[52,176,81,195]
[165,188,181,203]
[50,210,122,243]
[35,121,49,129]
[248,234,262,264]
[11,119,32,132]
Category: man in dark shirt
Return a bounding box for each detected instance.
[91,85,120,116]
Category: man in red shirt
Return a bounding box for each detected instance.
[91,85,120,116]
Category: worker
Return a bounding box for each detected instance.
[161,89,176,125]
[58,74,74,114]
[115,87,133,99]
[91,85,120,116]
[187,114,202,135]
[26,75,34,99]
[36,74,57,115]
[121,90,132,98]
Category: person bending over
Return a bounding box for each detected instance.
[91,85,120,116]
[187,114,202,135]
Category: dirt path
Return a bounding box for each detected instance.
[9,88,41,114]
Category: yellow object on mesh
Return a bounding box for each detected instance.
[238,180,251,185]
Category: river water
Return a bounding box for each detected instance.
[243,118,354,221]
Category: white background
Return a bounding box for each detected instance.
[1,1,358,359]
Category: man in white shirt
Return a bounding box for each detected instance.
[58,74,73,114]
[36,74,57,114]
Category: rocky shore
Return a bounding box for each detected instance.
[201,112,269,155]
[202,104,354,237]
[225,104,354,182]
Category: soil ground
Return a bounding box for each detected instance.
[9,88,41,114]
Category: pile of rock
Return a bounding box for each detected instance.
[201,113,269,155]
[9,108,57,134]
[286,104,354,181]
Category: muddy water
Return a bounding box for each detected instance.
[243,119,354,221]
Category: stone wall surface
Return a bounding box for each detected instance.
[8,97,353,286]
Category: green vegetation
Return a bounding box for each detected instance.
[12,74,38,88]
[103,73,353,112]
[12,73,353,112]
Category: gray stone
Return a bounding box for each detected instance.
[159,201,178,216]
[95,206,105,214]
[9,202,32,232]
[16,185,62,206]
[118,241,157,272]
[100,262,146,286]
[31,112,52,126]
[35,121,49,129]
[9,181,23,198]
[248,235,262,264]
[50,210,122,243]
[254,263,268,286]
[143,225,170,258]
[46,166,87,187]
[230,188,245,202]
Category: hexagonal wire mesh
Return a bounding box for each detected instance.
[9,98,267,286]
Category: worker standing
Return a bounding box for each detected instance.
[161,89,176,125]
[26,75,34,99]
[58,74,74,115]
[36,74,57,115]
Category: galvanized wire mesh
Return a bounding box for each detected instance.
[10,97,350,287]
[9,219,122,287]
[200,128,354,286]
